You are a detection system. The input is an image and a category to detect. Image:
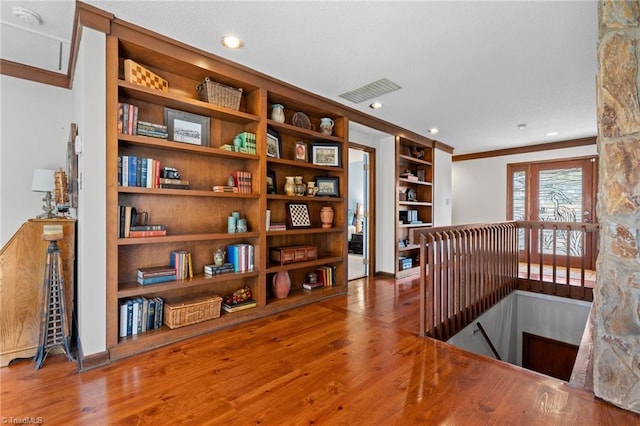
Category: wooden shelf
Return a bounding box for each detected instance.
[118,232,259,246]
[399,223,433,228]
[399,244,421,252]
[107,29,348,360]
[398,154,433,166]
[396,266,421,279]
[398,178,433,186]
[118,270,260,298]
[399,201,433,207]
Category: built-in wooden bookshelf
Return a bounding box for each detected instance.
[106,28,347,359]
[395,136,434,278]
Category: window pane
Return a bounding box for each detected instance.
[512,171,526,250]
[538,167,583,256]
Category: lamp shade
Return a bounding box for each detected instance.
[32,169,55,192]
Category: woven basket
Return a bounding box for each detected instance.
[197,78,243,110]
[164,294,221,329]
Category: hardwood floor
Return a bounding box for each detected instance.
[2,276,637,425]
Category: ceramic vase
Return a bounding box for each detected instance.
[271,104,285,123]
[294,176,306,196]
[320,206,334,228]
[284,176,295,196]
[320,117,334,135]
[306,181,318,197]
[272,270,291,298]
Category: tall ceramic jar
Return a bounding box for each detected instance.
[284,176,295,196]
[272,270,291,298]
[271,104,285,123]
[320,206,334,228]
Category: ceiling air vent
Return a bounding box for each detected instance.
[339,78,401,104]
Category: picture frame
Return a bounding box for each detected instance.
[315,176,340,197]
[311,143,341,167]
[164,107,210,146]
[266,169,277,194]
[294,141,308,162]
[266,128,281,158]
[286,202,311,229]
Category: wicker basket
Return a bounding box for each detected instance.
[164,294,222,329]
[197,78,243,110]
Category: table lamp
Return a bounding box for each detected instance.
[32,169,56,219]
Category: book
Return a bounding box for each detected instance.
[303,282,324,290]
[129,229,167,238]
[204,262,235,275]
[222,299,257,313]
[137,274,176,285]
[130,225,166,231]
[159,183,190,189]
[159,177,190,186]
[137,266,176,278]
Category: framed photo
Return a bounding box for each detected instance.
[315,176,339,197]
[266,128,281,158]
[286,202,311,229]
[164,107,210,146]
[294,141,307,162]
[266,169,277,194]
[311,143,341,167]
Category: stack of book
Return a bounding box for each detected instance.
[137,266,176,285]
[118,155,161,188]
[159,177,190,189]
[118,102,139,135]
[222,298,256,313]
[303,282,324,291]
[130,225,167,238]
[204,262,235,276]
[269,222,287,231]
[136,120,168,139]
[315,265,337,287]
[231,170,252,194]
[220,132,257,154]
[212,185,238,193]
[170,250,193,279]
[227,244,254,272]
[399,171,418,181]
[118,296,164,337]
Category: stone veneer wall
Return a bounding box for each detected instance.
[595,0,640,414]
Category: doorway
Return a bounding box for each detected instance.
[348,144,374,280]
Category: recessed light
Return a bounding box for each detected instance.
[517,123,527,130]
[546,131,559,136]
[369,102,382,109]
[221,35,243,49]
[12,6,42,25]
[428,128,439,134]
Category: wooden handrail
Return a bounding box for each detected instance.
[413,221,598,340]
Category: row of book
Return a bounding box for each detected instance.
[118,155,161,188]
[170,250,193,279]
[227,244,254,272]
[315,265,337,288]
[118,102,168,139]
[220,132,257,155]
[230,170,252,194]
[119,296,164,337]
[118,205,167,238]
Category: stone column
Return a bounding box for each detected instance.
[595,0,640,414]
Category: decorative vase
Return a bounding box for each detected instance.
[214,248,225,266]
[320,206,334,228]
[271,103,285,123]
[306,181,318,197]
[319,117,334,135]
[284,176,295,196]
[272,270,291,298]
[294,176,306,196]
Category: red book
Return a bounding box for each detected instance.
[129,230,167,238]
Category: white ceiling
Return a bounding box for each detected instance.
[1,1,599,155]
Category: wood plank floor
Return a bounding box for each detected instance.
[2,276,638,425]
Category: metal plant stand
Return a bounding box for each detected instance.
[34,232,74,369]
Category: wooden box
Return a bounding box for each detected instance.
[270,245,318,265]
[124,59,169,92]
[163,294,221,329]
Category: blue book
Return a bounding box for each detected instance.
[126,299,134,336]
[137,274,176,285]
[128,155,137,187]
[140,158,148,188]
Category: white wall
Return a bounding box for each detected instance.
[434,149,452,226]
[451,145,597,225]
[72,28,107,356]
[448,290,591,367]
[0,75,72,245]
[376,135,396,273]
